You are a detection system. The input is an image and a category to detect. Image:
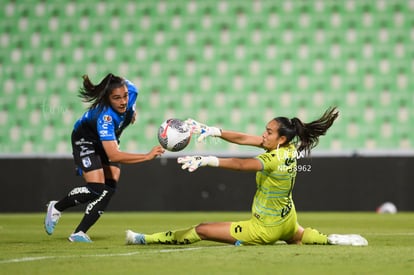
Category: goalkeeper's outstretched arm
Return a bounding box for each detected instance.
[185,118,263,147]
[217,157,262,171]
[220,130,263,147]
[178,155,262,172]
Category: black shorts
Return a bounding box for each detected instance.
[71,131,120,174]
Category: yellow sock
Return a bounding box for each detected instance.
[175,227,201,244]
[145,227,201,245]
[301,227,328,245]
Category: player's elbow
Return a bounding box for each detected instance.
[102,141,123,162]
[106,150,123,163]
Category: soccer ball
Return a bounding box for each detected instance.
[157,118,191,152]
[376,202,397,214]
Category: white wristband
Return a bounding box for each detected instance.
[211,127,222,137]
[206,156,219,167]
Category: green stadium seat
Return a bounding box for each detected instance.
[1,0,413,154]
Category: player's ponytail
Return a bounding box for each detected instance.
[79,73,126,110]
[274,107,339,155]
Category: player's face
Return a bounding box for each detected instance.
[262,120,286,151]
[109,85,129,113]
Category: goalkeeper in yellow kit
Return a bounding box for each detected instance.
[126,107,368,246]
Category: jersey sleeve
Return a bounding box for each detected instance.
[256,152,279,172]
[97,113,117,141]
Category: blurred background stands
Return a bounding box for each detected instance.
[0,0,413,155]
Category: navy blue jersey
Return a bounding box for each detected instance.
[73,79,138,143]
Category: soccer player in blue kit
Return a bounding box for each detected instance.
[44,73,164,242]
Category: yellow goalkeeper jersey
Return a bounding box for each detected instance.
[253,143,298,226]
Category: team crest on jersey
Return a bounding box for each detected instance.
[103,115,112,122]
[82,156,92,168]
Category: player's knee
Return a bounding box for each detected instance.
[195,223,209,239]
[287,226,304,245]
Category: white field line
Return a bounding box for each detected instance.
[366,232,414,236]
[2,232,414,264]
[0,245,232,264]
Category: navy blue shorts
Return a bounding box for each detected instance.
[71,131,120,175]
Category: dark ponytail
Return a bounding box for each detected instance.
[274,107,339,155]
[79,73,126,110]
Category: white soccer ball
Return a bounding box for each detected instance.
[157,118,191,152]
[376,202,397,214]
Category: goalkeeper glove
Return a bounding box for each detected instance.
[177,156,219,172]
[185,118,222,142]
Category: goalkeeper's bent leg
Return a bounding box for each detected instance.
[145,227,201,244]
[301,227,328,245]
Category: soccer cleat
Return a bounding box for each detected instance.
[234,240,243,246]
[44,200,61,235]
[327,234,368,246]
[126,230,146,245]
[68,231,92,243]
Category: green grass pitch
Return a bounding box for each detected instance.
[1,212,413,274]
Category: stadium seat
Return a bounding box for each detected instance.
[1,0,413,154]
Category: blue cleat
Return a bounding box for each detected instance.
[68,231,92,243]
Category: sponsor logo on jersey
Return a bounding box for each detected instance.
[103,115,112,122]
[99,130,110,137]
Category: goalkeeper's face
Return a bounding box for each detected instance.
[262,120,287,151]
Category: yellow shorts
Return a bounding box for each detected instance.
[230,211,298,245]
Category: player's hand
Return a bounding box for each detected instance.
[177,156,219,172]
[184,118,222,142]
[148,145,165,160]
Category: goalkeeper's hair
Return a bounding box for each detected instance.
[274,106,339,156]
[79,73,126,111]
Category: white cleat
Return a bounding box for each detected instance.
[126,230,146,245]
[328,234,368,246]
[44,200,61,235]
